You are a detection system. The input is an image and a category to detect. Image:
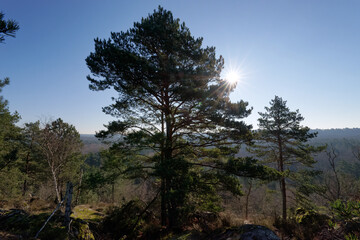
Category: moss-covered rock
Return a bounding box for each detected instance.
[71,219,95,240]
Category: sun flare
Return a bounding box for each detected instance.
[224,69,241,85]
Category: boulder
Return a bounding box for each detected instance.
[212,224,280,240]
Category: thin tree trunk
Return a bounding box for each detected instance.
[160,111,167,226]
[280,177,287,220]
[51,166,61,203]
[35,198,65,239]
[327,147,341,199]
[278,135,287,220]
[22,150,31,196]
[161,178,167,226]
[111,182,115,203]
[75,169,83,205]
[245,179,253,220]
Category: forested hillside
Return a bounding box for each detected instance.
[80,134,108,154]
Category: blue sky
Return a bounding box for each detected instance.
[1,0,360,133]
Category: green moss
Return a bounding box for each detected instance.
[71,205,103,222]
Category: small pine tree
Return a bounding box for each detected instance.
[250,96,324,219]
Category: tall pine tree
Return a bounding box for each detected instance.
[86,6,275,228]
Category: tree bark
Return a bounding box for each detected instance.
[165,111,175,227]
[245,179,253,220]
[75,169,83,205]
[51,166,62,203]
[64,182,73,230]
[278,135,287,220]
[160,111,167,226]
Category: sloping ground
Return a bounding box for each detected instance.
[0,208,281,240]
[0,209,68,239]
[0,208,95,240]
[0,231,20,239]
[2,207,357,240]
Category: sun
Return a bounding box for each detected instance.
[224,69,241,85]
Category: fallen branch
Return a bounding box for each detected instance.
[34,198,64,239]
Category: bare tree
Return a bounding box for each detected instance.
[324,145,341,200]
[352,146,360,162]
[37,118,82,203]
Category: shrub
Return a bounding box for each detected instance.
[101,199,147,239]
[274,208,329,239]
[330,199,360,236]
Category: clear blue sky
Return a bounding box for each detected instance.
[1,0,360,133]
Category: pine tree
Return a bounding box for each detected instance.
[250,96,324,220]
[86,6,275,227]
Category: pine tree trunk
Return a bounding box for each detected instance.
[75,169,83,205]
[160,111,167,226]
[245,180,252,220]
[280,177,287,220]
[22,140,33,196]
[165,113,174,227]
[111,182,115,203]
[161,177,167,226]
[278,135,287,220]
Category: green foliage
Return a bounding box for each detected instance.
[0,79,23,200]
[295,208,328,225]
[330,199,360,236]
[18,121,49,197]
[0,167,23,200]
[331,199,360,224]
[0,15,24,201]
[345,233,359,240]
[0,79,21,171]
[274,208,328,239]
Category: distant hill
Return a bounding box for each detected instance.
[308,129,360,171]
[312,128,360,141]
[80,134,108,154]
[80,128,360,159]
[80,129,360,176]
